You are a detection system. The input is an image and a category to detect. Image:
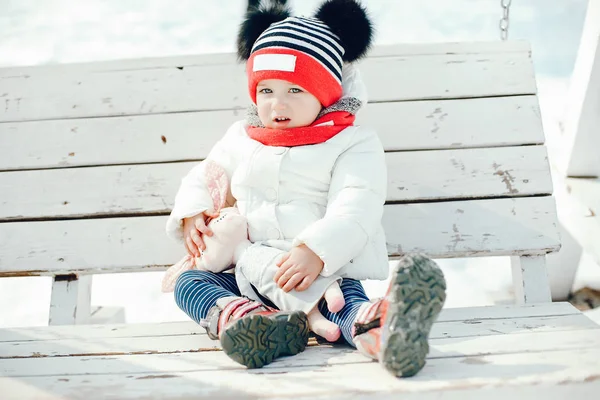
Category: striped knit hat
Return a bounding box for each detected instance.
[237,0,373,108]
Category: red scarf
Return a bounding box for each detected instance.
[246,111,355,147]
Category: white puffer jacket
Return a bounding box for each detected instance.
[166,65,389,281]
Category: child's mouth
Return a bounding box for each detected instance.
[272,117,291,127]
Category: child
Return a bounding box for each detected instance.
[166,0,446,376]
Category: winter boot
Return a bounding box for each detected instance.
[353,254,446,377]
[201,296,310,369]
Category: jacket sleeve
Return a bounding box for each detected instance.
[165,122,243,242]
[293,128,387,277]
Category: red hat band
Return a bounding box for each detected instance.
[247,48,342,108]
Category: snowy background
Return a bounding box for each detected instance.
[1,0,599,328]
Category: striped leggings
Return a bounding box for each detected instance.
[174,270,370,346]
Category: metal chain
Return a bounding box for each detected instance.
[499,0,512,41]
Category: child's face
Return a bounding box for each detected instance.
[256,79,322,129]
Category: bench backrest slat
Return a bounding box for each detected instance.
[1,145,552,221]
[1,95,543,171]
[0,196,559,277]
[1,45,535,123]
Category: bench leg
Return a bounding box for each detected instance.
[511,255,552,304]
[49,275,92,325]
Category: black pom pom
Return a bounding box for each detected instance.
[314,0,374,62]
[237,2,291,61]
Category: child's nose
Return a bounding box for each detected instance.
[272,96,287,110]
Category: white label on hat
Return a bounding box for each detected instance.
[253,54,296,72]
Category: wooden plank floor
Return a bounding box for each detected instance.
[1,303,599,399]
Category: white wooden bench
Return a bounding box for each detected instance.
[1,42,599,398]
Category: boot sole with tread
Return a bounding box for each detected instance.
[220,310,310,369]
[380,254,447,377]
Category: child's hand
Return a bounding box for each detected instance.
[274,245,324,292]
[182,210,220,257]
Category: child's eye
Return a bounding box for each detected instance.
[259,88,272,94]
[289,88,302,93]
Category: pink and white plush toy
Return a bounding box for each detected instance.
[162,160,345,342]
[161,160,248,290]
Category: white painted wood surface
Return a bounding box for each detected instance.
[1,312,594,354]
[4,328,600,377]
[383,197,559,258]
[2,314,598,360]
[0,45,535,123]
[558,177,600,266]
[510,255,552,304]
[1,146,552,221]
[1,303,599,400]
[0,41,532,78]
[48,275,92,326]
[0,303,592,359]
[544,171,599,300]
[0,41,532,80]
[0,303,582,342]
[566,177,600,213]
[0,197,560,277]
[0,96,543,171]
[562,0,600,178]
[1,349,599,400]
